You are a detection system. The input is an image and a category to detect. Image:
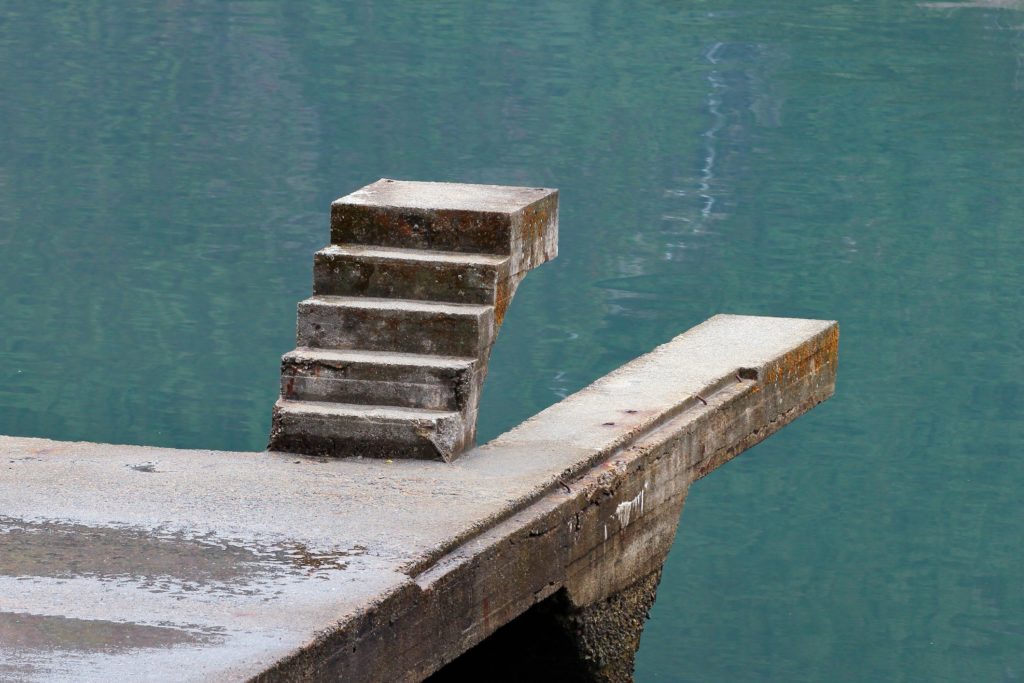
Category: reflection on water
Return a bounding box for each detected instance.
[920,1,1023,8]
[660,40,785,263]
[2,2,1024,681]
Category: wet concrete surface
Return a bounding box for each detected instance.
[1,517,354,585]
[0,611,212,651]
[0,315,836,682]
[1,442,410,681]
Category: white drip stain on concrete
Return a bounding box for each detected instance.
[615,485,647,529]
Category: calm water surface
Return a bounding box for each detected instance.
[2,2,1023,680]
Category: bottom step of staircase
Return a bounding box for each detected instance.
[268,399,468,462]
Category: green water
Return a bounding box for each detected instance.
[2,2,1022,680]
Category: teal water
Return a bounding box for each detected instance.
[2,2,1022,680]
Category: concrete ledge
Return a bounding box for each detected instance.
[0,315,837,682]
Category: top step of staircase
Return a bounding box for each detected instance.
[331,179,558,274]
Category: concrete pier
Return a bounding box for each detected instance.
[0,314,838,682]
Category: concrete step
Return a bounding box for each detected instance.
[268,399,467,461]
[280,348,478,411]
[314,245,509,305]
[331,179,558,272]
[296,296,495,357]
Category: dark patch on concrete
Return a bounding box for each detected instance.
[0,611,216,653]
[0,517,359,591]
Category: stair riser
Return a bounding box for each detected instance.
[281,359,476,411]
[314,251,505,305]
[332,205,513,255]
[269,406,470,462]
[297,303,494,357]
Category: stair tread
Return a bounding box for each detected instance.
[302,295,492,316]
[275,398,459,420]
[283,347,476,370]
[320,244,509,266]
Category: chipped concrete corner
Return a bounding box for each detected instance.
[269,178,559,462]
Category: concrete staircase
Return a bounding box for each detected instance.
[269,179,558,461]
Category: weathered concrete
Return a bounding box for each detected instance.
[295,296,495,357]
[280,348,477,411]
[330,179,559,273]
[270,179,559,461]
[313,245,509,305]
[552,566,667,683]
[426,567,667,683]
[269,400,468,461]
[0,314,838,682]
